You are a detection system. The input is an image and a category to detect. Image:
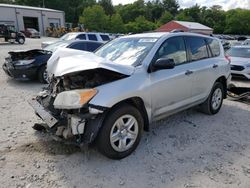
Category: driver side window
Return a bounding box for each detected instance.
[154,37,187,66]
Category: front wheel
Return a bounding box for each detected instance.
[38,65,48,84]
[199,82,224,115]
[96,104,143,159]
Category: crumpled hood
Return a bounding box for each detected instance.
[230,57,250,66]
[47,48,135,77]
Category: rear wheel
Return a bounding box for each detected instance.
[96,104,143,159]
[17,37,25,44]
[199,82,224,115]
[38,65,48,84]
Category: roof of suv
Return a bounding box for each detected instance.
[123,32,215,40]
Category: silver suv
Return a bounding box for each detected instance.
[30,32,231,159]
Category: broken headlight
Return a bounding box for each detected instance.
[53,88,97,109]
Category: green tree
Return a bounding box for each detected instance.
[176,10,193,22]
[79,5,109,32]
[0,0,14,3]
[175,4,201,22]
[109,13,125,33]
[201,7,226,34]
[225,9,250,34]
[98,0,114,15]
[117,0,146,23]
[125,16,156,33]
[158,11,173,25]
[162,0,179,16]
[145,0,164,22]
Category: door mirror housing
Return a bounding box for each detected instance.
[151,58,175,72]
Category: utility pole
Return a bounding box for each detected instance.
[42,0,45,8]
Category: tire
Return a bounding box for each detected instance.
[38,65,48,84]
[17,37,25,44]
[199,82,224,115]
[96,104,144,159]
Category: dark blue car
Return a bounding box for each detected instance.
[2,40,103,83]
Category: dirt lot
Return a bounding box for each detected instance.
[0,38,250,188]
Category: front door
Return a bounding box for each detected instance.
[149,36,193,120]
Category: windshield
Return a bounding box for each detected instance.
[227,47,250,58]
[44,41,69,52]
[95,37,158,66]
[60,33,78,41]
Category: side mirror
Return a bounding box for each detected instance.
[152,58,175,71]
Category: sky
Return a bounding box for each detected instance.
[112,0,250,10]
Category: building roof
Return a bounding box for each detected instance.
[175,21,212,31]
[0,3,64,13]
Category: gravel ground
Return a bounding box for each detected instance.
[0,38,250,188]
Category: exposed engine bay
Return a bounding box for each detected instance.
[50,68,127,93]
[31,68,127,143]
[8,49,51,61]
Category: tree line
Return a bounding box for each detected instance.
[1,0,250,34]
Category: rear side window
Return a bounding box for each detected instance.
[154,36,187,65]
[186,37,208,61]
[88,34,97,41]
[100,34,110,41]
[68,42,86,51]
[206,38,220,57]
[76,34,86,40]
[86,42,102,52]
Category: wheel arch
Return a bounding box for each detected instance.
[109,97,150,132]
[215,76,227,98]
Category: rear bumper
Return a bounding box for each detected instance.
[2,62,39,80]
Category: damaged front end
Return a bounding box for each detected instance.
[30,68,128,144]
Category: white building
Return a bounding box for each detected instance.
[0,4,65,35]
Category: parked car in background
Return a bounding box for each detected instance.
[21,28,40,38]
[30,32,231,159]
[237,36,247,41]
[0,24,25,44]
[2,40,103,83]
[41,32,110,48]
[242,39,250,45]
[227,46,250,79]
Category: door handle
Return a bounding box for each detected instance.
[213,64,218,68]
[185,70,193,75]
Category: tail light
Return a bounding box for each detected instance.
[225,55,231,64]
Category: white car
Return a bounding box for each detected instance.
[242,39,250,45]
[227,46,250,79]
[41,32,110,48]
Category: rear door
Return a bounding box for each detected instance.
[150,36,193,119]
[68,42,87,51]
[185,36,217,102]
